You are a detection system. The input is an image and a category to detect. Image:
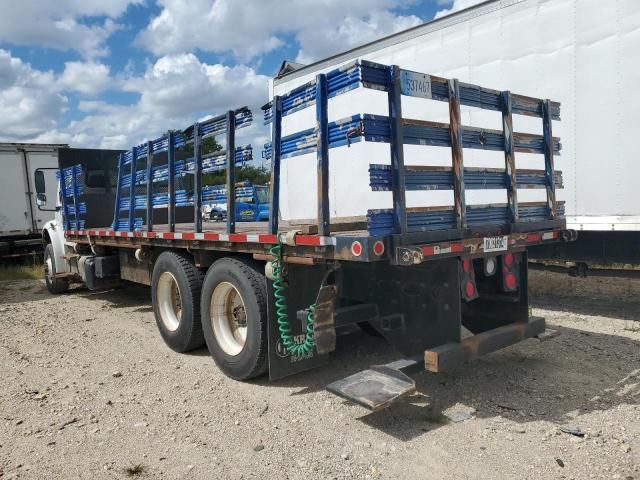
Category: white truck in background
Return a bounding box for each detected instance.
[0,143,66,258]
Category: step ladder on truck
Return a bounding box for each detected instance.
[35,60,575,411]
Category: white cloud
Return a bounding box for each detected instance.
[0,47,269,150]
[434,0,485,19]
[0,1,141,58]
[59,61,112,95]
[122,53,267,117]
[57,53,269,149]
[0,50,68,139]
[1,1,430,152]
[137,0,422,62]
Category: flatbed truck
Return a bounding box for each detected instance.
[35,60,574,410]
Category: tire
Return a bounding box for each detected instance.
[200,257,268,380]
[44,244,69,294]
[151,251,204,352]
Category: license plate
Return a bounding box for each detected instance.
[483,235,508,253]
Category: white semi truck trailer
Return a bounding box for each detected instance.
[0,143,66,258]
[270,0,639,274]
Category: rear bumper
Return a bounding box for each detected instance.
[328,316,553,411]
[395,229,576,266]
[424,316,545,372]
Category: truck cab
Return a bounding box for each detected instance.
[236,184,269,222]
[204,182,270,222]
[34,148,123,293]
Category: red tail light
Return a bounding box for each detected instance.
[501,252,521,292]
[460,258,479,301]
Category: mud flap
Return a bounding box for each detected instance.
[312,284,338,355]
[266,263,330,381]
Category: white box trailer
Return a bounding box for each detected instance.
[0,143,66,257]
[270,0,640,269]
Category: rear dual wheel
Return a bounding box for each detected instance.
[151,253,268,380]
[200,258,268,380]
[151,252,204,352]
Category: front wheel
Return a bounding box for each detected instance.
[44,244,69,294]
[200,257,268,380]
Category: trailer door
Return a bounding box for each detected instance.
[0,151,32,237]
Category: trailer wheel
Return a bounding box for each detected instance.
[44,244,69,294]
[151,252,204,352]
[200,257,268,380]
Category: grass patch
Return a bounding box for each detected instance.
[0,263,43,281]
[124,464,147,477]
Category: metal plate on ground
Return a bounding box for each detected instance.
[327,365,416,411]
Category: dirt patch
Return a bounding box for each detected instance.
[0,278,638,479]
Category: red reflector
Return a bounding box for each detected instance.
[462,259,472,273]
[465,281,476,298]
[373,240,385,256]
[421,246,435,256]
[504,252,514,267]
[505,272,517,290]
[351,241,363,257]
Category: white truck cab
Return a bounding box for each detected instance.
[34,148,123,293]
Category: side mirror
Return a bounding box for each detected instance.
[35,170,46,195]
[34,168,58,212]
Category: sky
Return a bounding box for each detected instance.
[0,0,482,159]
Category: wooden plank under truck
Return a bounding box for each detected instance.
[35,60,575,410]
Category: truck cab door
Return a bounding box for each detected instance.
[235,200,257,221]
[235,189,258,222]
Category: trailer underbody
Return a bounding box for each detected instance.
[58,222,570,409]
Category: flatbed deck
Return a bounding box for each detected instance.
[65,221,568,265]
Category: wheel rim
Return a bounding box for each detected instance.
[45,255,53,282]
[157,272,182,332]
[210,281,247,356]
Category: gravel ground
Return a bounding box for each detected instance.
[0,272,638,479]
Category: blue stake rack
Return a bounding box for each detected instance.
[112,107,253,233]
[58,165,86,231]
[263,59,564,242]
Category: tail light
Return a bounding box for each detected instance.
[484,256,497,276]
[501,252,521,292]
[460,258,479,301]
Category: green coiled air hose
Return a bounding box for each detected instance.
[270,243,316,356]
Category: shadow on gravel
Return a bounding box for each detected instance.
[0,280,51,305]
[532,294,640,322]
[26,277,638,443]
[76,283,151,308]
[255,323,640,442]
[361,323,639,441]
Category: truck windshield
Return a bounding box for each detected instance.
[255,187,268,204]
